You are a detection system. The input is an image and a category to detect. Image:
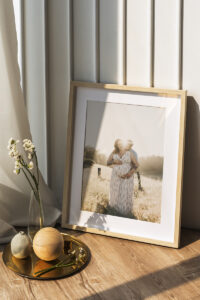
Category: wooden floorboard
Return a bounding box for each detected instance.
[0,228,200,299]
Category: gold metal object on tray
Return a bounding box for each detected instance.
[2,233,90,280]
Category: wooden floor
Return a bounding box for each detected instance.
[1,228,200,300]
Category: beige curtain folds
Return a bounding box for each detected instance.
[0,0,60,243]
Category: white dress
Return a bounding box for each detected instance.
[109,151,134,215]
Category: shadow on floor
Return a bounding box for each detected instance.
[81,254,200,300]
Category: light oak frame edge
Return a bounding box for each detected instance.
[62,81,187,248]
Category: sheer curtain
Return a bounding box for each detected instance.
[0,0,60,243]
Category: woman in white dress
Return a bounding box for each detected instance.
[107,139,139,216]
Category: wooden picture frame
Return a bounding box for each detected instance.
[62,81,187,248]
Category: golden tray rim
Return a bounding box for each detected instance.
[2,232,91,280]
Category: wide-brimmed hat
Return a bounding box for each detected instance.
[114,139,133,151]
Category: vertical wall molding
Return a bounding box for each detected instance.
[23,0,48,181]
[149,0,154,87]
[154,0,181,89]
[46,0,71,202]
[95,0,100,83]
[126,0,153,86]
[99,0,125,84]
[178,0,183,90]
[123,0,126,85]
[70,0,74,81]
[45,0,50,183]
[73,0,97,82]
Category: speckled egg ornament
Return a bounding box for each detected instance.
[11,231,32,259]
[33,227,64,261]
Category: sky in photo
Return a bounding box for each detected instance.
[84,100,166,158]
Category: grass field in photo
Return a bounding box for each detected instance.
[81,163,162,223]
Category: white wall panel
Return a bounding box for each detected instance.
[99,0,125,84]
[182,0,200,100]
[73,0,97,82]
[126,0,153,86]
[47,0,71,204]
[154,0,181,89]
[23,0,47,181]
[181,0,200,228]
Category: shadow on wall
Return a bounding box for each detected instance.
[81,253,200,300]
[182,96,200,228]
[79,102,107,222]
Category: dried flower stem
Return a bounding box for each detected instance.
[34,258,76,277]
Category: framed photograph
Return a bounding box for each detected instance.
[62,81,187,248]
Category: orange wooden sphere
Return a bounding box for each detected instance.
[33,227,64,261]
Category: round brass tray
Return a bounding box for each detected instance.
[2,233,90,280]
